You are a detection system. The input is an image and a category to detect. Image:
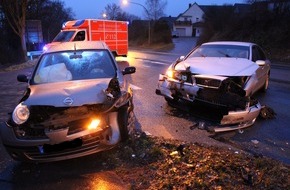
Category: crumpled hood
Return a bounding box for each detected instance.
[24,79,112,107]
[175,57,259,76]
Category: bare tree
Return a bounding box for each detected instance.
[0,0,28,61]
[104,3,122,20]
[145,0,167,20]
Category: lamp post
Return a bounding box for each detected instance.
[122,0,151,45]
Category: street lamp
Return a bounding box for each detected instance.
[122,0,151,45]
[102,13,107,19]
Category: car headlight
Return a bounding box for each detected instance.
[166,69,188,81]
[166,69,174,78]
[12,103,30,124]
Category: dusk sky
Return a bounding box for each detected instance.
[63,0,246,19]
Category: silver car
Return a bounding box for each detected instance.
[0,41,136,162]
[156,41,270,132]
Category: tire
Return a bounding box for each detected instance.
[117,105,132,141]
[261,73,270,92]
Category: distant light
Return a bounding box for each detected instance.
[122,0,128,5]
[102,13,107,18]
[43,45,48,51]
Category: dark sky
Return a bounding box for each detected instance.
[63,0,246,19]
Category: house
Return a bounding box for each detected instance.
[166,2,252,37]
[173,3,204,37]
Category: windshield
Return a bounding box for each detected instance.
[33,50,116,84]
[52,31,75,42]
[189,44,249,59]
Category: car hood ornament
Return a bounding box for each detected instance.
[63,97,73,105]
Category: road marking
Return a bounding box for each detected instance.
[150,61,169,65]
[130,84,142,90]
[140,59,169,66]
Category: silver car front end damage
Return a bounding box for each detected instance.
[156,73,262,133]
[0,41,136,162]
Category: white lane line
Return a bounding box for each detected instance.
[150,61,169,65]
[140,59,169,66]
[130,84,142,90]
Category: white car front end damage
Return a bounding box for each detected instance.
[156,57,264,133]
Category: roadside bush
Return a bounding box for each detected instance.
[151,20,172,44]
[198,2,290,61]
[128,20,149,45]
[128,20,172,46]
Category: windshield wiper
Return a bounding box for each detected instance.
[218,51,231,57]
[197,51,206,57]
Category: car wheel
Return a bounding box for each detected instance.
[117,104,135,141]
[261,73,270,92]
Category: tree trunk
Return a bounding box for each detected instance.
[20,30,28,62]
[0,0,28,62]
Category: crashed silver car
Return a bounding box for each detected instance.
[156,41,270,132]
[0,41,136,162]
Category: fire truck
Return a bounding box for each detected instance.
[44,19,128,56]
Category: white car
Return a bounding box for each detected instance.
[0,41,136,162]
[156,41,270,132]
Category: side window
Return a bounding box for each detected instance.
[257,46,266,60]
[73,31,86,41]
[252,45,266,62]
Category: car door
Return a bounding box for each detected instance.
[251,45,269,92]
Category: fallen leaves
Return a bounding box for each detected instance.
[107,133,290,189]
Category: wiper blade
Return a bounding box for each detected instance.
[218,50,231,57]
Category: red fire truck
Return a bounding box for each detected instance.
[44,19,128,56]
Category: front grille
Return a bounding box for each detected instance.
[23,132,103,160]
[195,77,222,89]
[197,88,248,111]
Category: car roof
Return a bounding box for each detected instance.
[202,41,256,47]
[45,41,109,53]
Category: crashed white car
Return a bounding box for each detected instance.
[156,41,270,132]
[0,41,136,162]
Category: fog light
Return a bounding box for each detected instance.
[87,119,101,130]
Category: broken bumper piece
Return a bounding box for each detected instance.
[215,101,261,132]
[156,74,262,133]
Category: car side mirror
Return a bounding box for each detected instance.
[122,67,136,75]
[256,60,266,66]
[176,56,185,63]
[17,74,29,83]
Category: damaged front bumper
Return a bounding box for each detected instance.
[0,111,121,162]
[156,74,262,133]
